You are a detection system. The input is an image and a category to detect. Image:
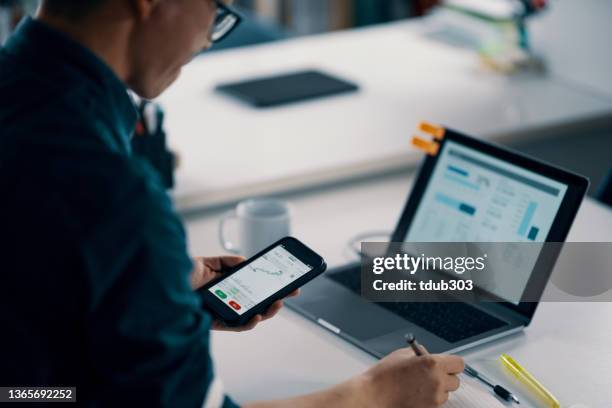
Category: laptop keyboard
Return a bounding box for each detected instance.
[327,268,508,343]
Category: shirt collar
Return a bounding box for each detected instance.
[4,17,137,154]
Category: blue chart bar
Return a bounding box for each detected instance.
[447,165,469,177]
[435,193,476,216]
[528,226,539,241]
[518,201,538,236]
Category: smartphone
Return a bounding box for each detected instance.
[200,237,327,326]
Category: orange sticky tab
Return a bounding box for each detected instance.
[419,122,445,140]
[411,136,439,156]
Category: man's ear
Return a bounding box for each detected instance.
[129,0,162,20]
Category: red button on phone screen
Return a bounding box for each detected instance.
[229,300,241,310]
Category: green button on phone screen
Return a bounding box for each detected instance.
[215,289,227,299]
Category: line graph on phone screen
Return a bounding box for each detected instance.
[209,245,311,315]
[244,254,297,287]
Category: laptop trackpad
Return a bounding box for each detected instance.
[297,281,407,341]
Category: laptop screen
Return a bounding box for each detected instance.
[403,140,569,303]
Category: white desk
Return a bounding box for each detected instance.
[159,1,612,212]
[184,171,612,407]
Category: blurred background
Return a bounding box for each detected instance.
[230,0,438,35]
[0,0,440,43]
[2,0,610,207]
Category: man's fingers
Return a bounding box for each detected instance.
[211,314,262,332]
[435,391,450,406]
[440,355,465,374]
[211,320,227,330]
[445,374,461,392]
[261,300,283,320]
[220,255,246,268]
[238,315,262,331]
[287,288,300,298]
[203,256,246,273]
[391,346,416,359]
[203,256,222,271]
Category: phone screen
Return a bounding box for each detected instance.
[208,244,312,315]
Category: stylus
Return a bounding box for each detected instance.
[405,334,520,405]
[463,364,520,404]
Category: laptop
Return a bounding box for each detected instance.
[287,128,589,357]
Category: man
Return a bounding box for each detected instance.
[0,1,464,406]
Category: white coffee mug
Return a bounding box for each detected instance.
[218,198,292,257]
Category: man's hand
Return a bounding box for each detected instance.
[190,255,245,290]
[245,347,464,408]
[361,347,464,407]
[191,256,299,332]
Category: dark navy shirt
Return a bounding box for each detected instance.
[0,18,237,408]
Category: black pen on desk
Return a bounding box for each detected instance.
[405,334,520,405]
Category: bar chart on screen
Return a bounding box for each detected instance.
[406,141,569,243]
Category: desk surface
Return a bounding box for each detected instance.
[159,1,612,211]
[185,171,612,407]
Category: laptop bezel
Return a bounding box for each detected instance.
[390,129,589,321]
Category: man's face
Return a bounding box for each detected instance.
[127,0,217,99]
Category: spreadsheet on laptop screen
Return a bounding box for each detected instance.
[404,140,568,303]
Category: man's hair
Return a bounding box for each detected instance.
[42,0,107,18]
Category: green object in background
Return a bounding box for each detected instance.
[215,290,228,299]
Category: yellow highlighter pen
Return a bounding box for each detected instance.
[499,354,560,408]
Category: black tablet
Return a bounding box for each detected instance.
[215,69,359,108]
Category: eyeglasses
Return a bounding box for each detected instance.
[210,0,242,43]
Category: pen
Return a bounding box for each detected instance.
[405,334,520,405]
[500,354,560,408]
